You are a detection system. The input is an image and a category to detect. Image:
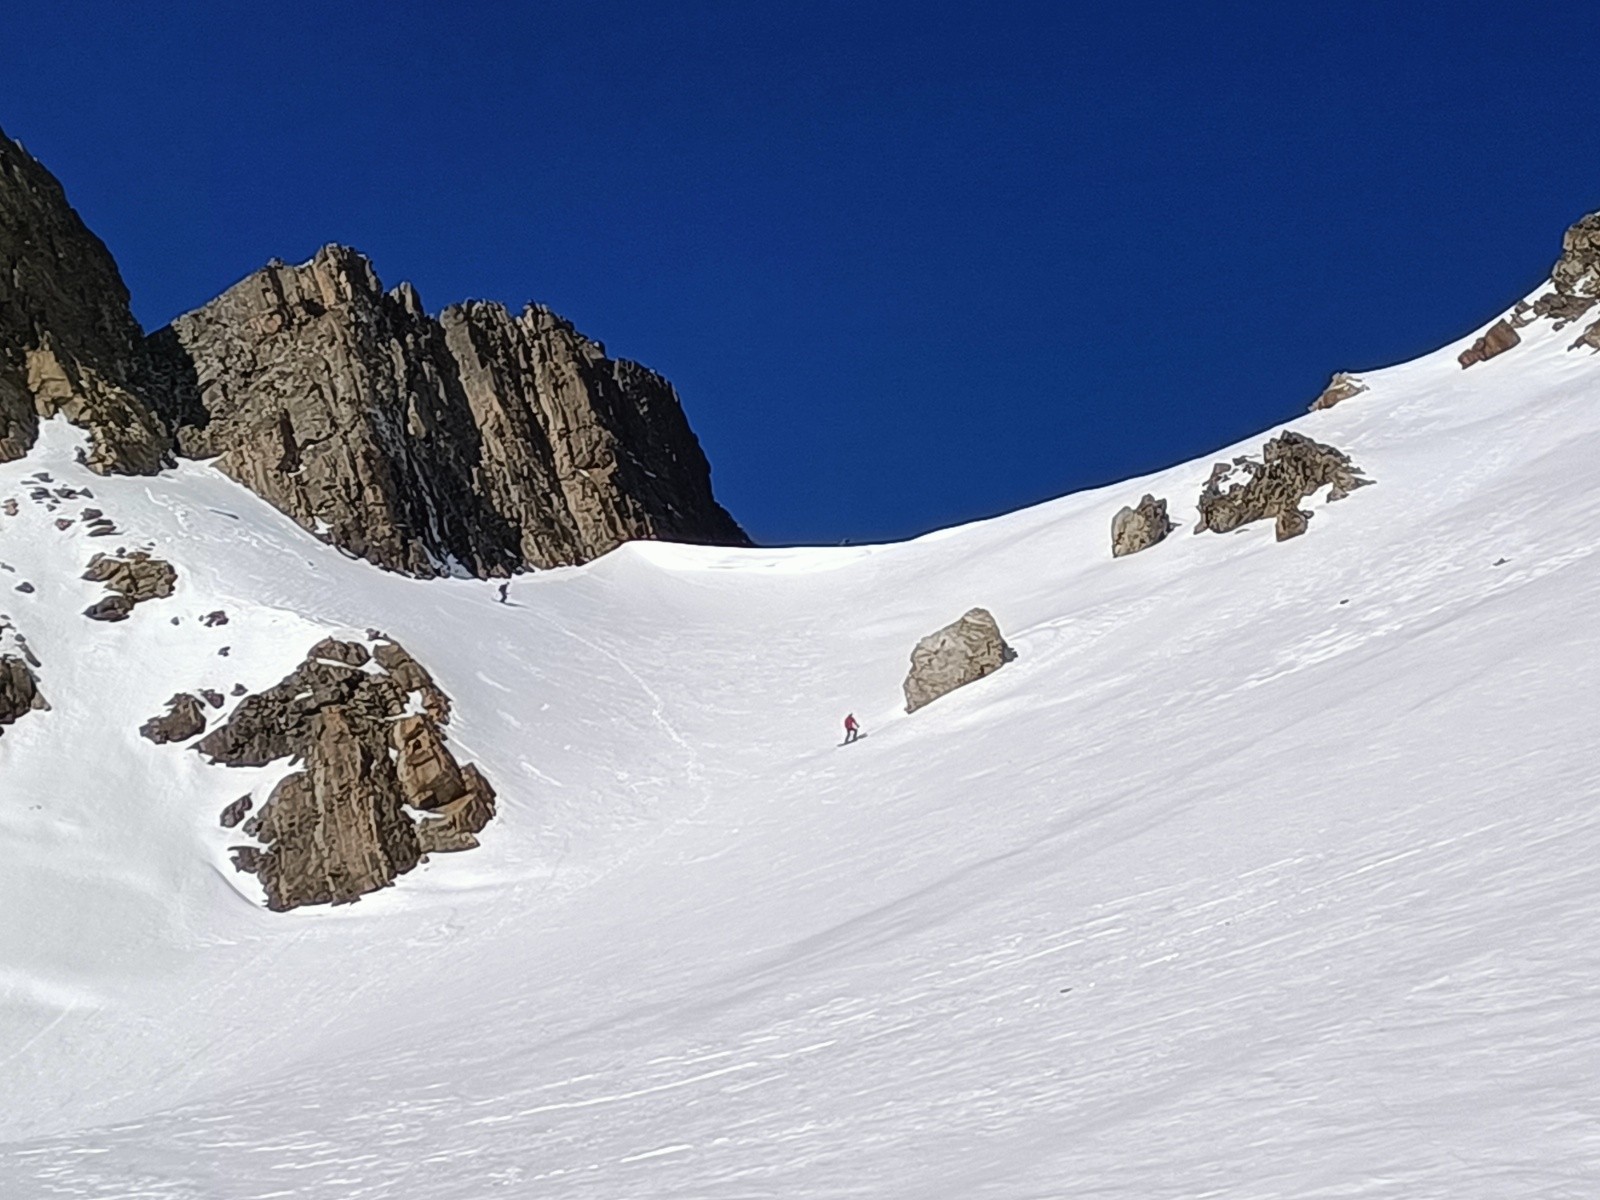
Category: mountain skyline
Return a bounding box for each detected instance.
[4,2,1597,546]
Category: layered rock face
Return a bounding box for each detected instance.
[195,638,496,910]
[146,247,747,575]
[1196,431,1371,542]
[0,126,169,473]
[904,608,1017,714]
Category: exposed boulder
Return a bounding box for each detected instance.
[83,594,134,623]
[1308,371,1368,412]
[1195,431,1372,542]
[1458,320,1521,369]
[903,608,1017,714]
[83,551,177,604]
[143,246,747,578]
[1110,494,1173,558]
[0,124,170,472]
[139,693,207,744]
[0,655,48,734]
[196,637,495,910]
[81,551,177,620]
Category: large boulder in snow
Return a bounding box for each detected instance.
[81,551,177,621]
[194,637,496,910]
[1195,430,1371,542]
[1110,494,1173,558]
[1458,319,1521,369]
[903,608,1017,714]
[0,654,47,733]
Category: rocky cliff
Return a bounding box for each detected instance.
[144,246,747,575]
[0,125,169,473]
[1,125,745,576]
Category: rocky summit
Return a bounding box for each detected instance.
[144,247,748,575]
[0,126,169,474]
[0,125,745,575]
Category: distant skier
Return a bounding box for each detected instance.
[843,713,861,744]
[497,581,510,604]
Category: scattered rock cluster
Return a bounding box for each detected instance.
[81,551,177,621]
[1110,494,1173,558]
[1462,211,1600,367]
[194,637,495,911]
[904,608,1017,713]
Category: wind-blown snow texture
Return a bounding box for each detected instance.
[1,299,1598,1197]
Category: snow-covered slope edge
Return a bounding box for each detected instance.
[1,283,1598,1196]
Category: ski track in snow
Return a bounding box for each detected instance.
[1,302,1599,1196]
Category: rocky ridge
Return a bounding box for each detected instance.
[0,125,169,473]
[0,125,745,577]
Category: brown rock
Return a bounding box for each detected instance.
[143,245,746,578]
[415,765,498,854]
[1458,320,1521,368]
[0,654,48,734]
[1308,371,1368,412]
[219,795,253,829]
[246,708,423,911]
[139,692,207,744]
[0,125,171,472]
[83,551,177,604]
[393,714,467,810]
[1110,494,1173,558]
[903,608,1018,714]
[198,637,497,910]
[1195,431,1371,539]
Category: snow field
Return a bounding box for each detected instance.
[0,300,1598,1196]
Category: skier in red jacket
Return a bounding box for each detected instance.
[843,713,861,744]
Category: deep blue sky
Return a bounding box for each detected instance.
[3,3,1596,544]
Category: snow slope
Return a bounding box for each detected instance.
[1,299,1598,1198]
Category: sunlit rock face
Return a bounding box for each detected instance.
[145,246,748,577]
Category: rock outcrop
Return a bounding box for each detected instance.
[1110,494,1173,558]
[903,608,1017,714]
[0,125,169,472]
[139,693,207,744]
[195,638,495,910]
[1195,431,1371,542]
[1308,371,1368,412]
[82,551,176,621]
[144,246,748,576]
[1465,211,1600,367]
